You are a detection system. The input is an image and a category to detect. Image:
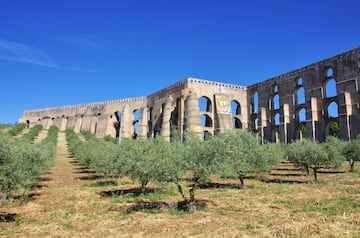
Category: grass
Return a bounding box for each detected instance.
[1,134,360,237]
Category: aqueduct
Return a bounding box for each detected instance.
[20,47,360,143]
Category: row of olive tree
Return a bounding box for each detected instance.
[6,123,27,137]
[0,126,58,202]
[286,136,360,181]
[66,129,284,211]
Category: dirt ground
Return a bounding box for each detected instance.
[1,131,360,237]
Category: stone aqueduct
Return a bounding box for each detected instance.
[20,47,360,143]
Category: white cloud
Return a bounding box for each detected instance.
[59,36,110,51]
[0,38,106,72]
[0,38,59,68]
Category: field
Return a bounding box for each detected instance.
[1,131,360,237]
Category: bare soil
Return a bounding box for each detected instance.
[1,131,360,237]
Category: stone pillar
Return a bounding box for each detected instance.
[283,104,290,144]
[60,117,67,131]
[74,116,82,133]
[185,92,202,138]
[105,114,117,138]
[53,117,62,129]
[214,94,232,134]
[138,108,148,139]
[81,116,92,132]
[161,95,174,141]
[95,114,109,138]
[310,97,319,141]
[260,107,267,144]
[344,92,352,140]
[120,105,132,139]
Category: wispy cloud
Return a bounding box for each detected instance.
[0,38,106,72]
[59,36,110,51]
[0,38,59,68]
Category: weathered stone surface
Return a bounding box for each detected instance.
[19,47,360,142]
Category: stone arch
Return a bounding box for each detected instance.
[273,94,280,110]
[294,87,305,105]
[114,111,122,138]
[133,109,140,139]
[201,114,213,128]
[233,117,242,129]
[294,123,306,140]
[326,101,339,119]
[202,130,212,140]
[297,107,306,123]
[147,107,153,138]
[324,78,337,98]
[326,67,334,77]
[325,121,339,138]
[273,112,280,126]
[251,91,259,114]
[231,100,241,115]
[199,96,212,112]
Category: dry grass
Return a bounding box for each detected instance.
[1,132,360,237]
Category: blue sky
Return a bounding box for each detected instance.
[1,0,359,123]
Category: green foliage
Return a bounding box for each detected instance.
[0,126,58,201]
[215,130,283,188]
[6,123,26,137]
[286,138,343,181]
[329,122,340,138]
[342,137,360,171]
[18,124,43,143]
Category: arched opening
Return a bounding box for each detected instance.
[233,118,242,129]
[327,101,339,118]
[231,100,241,115]
[114,111,121,138]
[201,114,213,128]
[273,84,279,93]
[297,77,303,86]
[251,91,259,114]
[147,107,153,138]
[326,67,333,78]
[133,109,140,139]
[325,121,339,138]
[298,108,306,123]
[253,117,259,132]
[202,130,212,140]
[325,79,337,98]
[294,124,306,140]
[273,94,280,110]
[26,120,30,128]
[199,96,212,112]
[274,113,280,126]
[296,87,305,105]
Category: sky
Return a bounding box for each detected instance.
[1,0,359,123]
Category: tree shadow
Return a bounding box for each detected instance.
[0,212,17,222]
[90,180,118,187]
[269,173,305,177]
[100,187,155,197]
[272,168,303,172]
[317,170,345,174]
[260,178,309,184]
[79,174,105,180]
[12,192,40,203]
[108,199,208,213]
[198,182,240,189]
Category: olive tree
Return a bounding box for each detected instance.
[215,130,283,189]
[342,137,360,171]
[286,138,343,181]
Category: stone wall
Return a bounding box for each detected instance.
[19,47,360,142]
